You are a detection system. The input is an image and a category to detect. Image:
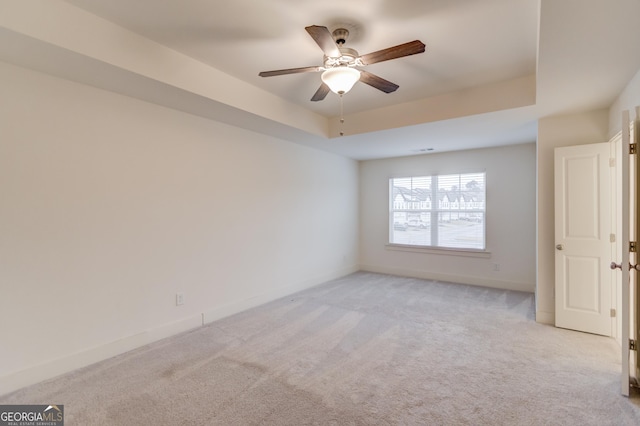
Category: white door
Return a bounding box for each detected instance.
[555,142,612,336]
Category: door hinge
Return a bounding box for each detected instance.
[631,339,637,351]
[610,234,616,243]
[630,143,637,155]
[610,308,617,318]
[609,158,616,167]
[630,241,637,253]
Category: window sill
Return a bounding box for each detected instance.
[385,244,492,258]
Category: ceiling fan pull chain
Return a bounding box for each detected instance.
[340,93,345,136]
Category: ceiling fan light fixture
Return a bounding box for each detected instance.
[321,66,360,94]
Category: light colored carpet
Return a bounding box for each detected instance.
[2,272,640,425]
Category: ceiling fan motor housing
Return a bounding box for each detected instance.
[324,47,360,68]
[332,28,350,45]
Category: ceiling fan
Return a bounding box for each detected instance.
[258,25,426,102]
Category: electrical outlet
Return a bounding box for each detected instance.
[492,263,500,271]
[176,292,184,306]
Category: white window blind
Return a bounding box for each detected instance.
[389,172,486,250]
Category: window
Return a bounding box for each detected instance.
[389,173,486,250]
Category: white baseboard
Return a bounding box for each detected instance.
[0,314,202,397]
[535,310,555,325]
[203,265,359,324]
[360,264,534,293]
[1,265,359,397]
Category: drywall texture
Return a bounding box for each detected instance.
[359,143,536,292]
[536,109,610,325]
[0,61,359,394]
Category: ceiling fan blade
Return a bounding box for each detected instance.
[359,70,399,93]
[259,66,322,77]
[360,40,426,65]
[305,25,341,58]
[310,83,330,102]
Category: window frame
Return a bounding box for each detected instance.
[388,172,488,254]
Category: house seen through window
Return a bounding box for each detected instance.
[389,173,486,250]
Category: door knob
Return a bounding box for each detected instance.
[556,244,563,250]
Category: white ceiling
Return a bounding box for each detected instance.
[2,0,640,159]
[65,0,538,117]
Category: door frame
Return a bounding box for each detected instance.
[619,108,640,396]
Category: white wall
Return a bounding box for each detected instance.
[0,61,359,395]
[609,68,640,137]
[535,109,610,325]
[359,143,536,292]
